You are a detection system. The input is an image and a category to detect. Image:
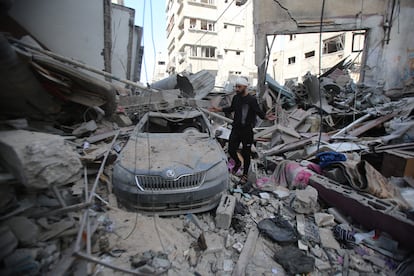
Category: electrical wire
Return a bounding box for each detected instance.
[150,0,157,82]
[148,0,167,253]
[316,0,326,152]
[123,0,147,241]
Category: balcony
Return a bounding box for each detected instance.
[188,0,216,9]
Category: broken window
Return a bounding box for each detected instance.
[158,61,165,65]
[288,56,296,64]
[224,24,227,29]
[236,51,241,55]
[202,46,215,58]
[305,50,315,58]
[189,18,196,29]
[142,115,208,133]
[235,26,241,32]
[323,33,345,54]
[352,32,365,52]
[201,20,215,31]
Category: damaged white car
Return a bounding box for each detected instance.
[113,109,229,215]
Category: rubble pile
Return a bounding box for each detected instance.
[0,34,414,275]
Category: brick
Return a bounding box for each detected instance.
[215,194,236,229]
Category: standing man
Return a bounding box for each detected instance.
[209,77,273,184]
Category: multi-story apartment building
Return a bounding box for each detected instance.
[152,52,169,82]
[269,31,366,85]
[165,0,256,87]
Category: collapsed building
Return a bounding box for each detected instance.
[0,0,413,275]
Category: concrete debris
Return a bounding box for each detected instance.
[72,120,97,136]
[314,212,336,227]
[0,226,18,261]
[3,216,39,246]
[1,7,414,276]
[215,194,236,229]
[291,185,319,214]
[0,130,82,189]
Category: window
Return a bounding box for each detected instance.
[190,45,198,57]
[323,34,345,54]
[304,50,315,58]
[235,26,241,32]
[167,14,174,35]
[224,24,227,29]
[202,46,215,58]
[158,61,166,65]
[201,20,215,31]
[189,18,196,29]
[352,32,365,52]
[288,56,296,64]
[236,51,241,55]
[229,71,242,75]
[289,34,296,40]
[200,0,215,4]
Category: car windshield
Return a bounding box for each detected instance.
[138,113,210,134]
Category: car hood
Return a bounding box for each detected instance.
[117,133,226,174]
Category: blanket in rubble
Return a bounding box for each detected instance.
[272,160,321,189]
[330,160,410,210]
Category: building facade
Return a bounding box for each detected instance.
[165,0,256,87]
[269,31,365,85]
[152,52,169,82]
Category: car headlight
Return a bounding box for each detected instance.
[204,159,228,183]
[113,163,135,186]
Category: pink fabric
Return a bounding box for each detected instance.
[272,160,317,189]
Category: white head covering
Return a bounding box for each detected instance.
[235,76,249,87]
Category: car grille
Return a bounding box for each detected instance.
[135,172,206,191]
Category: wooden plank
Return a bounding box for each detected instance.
[254,124,300,140]
[348,113,395,137]
[232,227,259,276]
[86,130,117,144]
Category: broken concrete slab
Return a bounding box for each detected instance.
[0,130,82,189]
[290,185,319,214]
[72,120,97,136]
[319,228,341,250]
[314,212,336,227]
[4,216,39,246]
[0,225,18,261]
[111,113,132,127]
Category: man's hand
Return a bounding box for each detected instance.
[208,106,222,112]
[265,113,276,121]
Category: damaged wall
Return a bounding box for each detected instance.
[9,0,107,72]
[253,0,414,93]
[381,0,414,89]
[7,0,142,84]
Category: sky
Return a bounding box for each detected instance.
[124,0,167,84]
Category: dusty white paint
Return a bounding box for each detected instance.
[253,0,414,91]
[111,4,134,83]
[9,0,142,85]
[10,0,106,71]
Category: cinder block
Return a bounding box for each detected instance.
[215,194,236,229]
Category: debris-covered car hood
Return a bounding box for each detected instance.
[117,133,226,174]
